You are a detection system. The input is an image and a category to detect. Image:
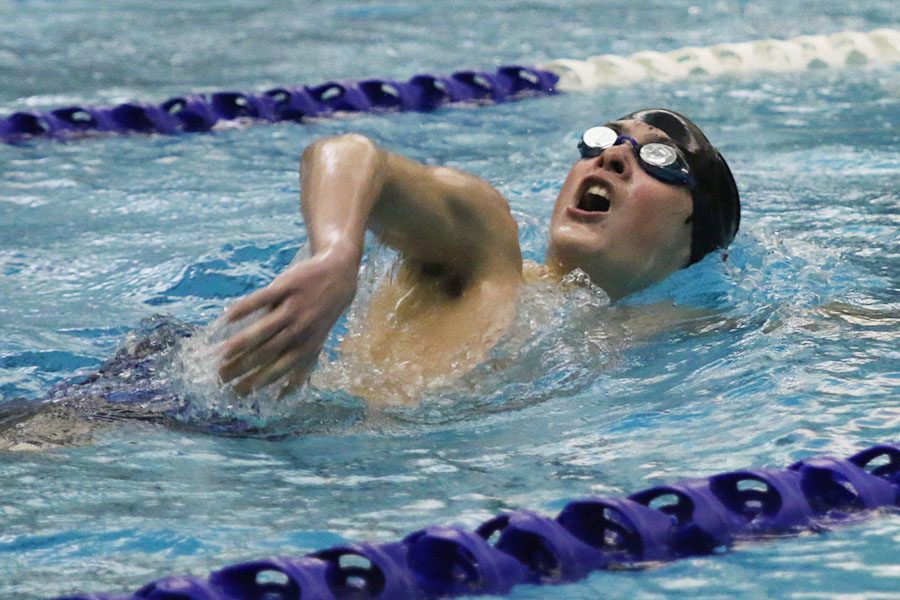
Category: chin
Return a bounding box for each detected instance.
[552,239,608,270]
[549,224,604,263]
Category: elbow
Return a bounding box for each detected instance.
[302,133,377,167]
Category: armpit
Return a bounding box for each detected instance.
[418,261,467,298]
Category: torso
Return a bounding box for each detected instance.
[325,260,528,405]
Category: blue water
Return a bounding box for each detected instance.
[1,1,899,598]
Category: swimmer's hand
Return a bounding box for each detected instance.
[217,246,359,397]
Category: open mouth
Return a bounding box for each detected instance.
[577,184,611,212]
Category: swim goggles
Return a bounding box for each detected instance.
[578,126,695,188]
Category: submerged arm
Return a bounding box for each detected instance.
[218,133,521,395]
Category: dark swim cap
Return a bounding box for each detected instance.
[620,108,740,265]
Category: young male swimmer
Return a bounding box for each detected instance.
[217,108,740,403]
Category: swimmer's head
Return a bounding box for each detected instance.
[547,108,740,299]
[623,108,741,265]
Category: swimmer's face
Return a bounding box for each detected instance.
[547,119,693,299]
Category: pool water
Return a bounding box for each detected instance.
[1,1,899,598]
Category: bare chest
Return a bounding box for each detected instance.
[329,274,519,405]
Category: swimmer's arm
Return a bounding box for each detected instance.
[218,133,520,395]
[301,133,521,277]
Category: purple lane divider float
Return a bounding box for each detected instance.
[0,65,558,144]
[52,442,900,600]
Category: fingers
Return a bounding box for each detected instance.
[276,362,315,400]
[223,283,282,323]
[219,302,293,363]
[232,345,318,397]
[219,324,296,384]
[215,260,333,395]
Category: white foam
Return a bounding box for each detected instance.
[541,28,900,91]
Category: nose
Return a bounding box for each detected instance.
[593,142,634,180]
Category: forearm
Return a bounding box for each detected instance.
[299,133,386,263]
[299,133,519,276]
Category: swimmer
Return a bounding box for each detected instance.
[217,108,740,403]
[0,108,740,449]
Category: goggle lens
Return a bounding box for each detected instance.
[581,125,618,150]
[578,126,694,188]
[639,143,679,168]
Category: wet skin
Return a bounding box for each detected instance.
[217,121,696,402]
[0,120,702,448]
[547,119,694,300]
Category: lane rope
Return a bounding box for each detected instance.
[3,28,897,144]
[55,443,900,599]
[541,28,900,90]
[0,66,558,143]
